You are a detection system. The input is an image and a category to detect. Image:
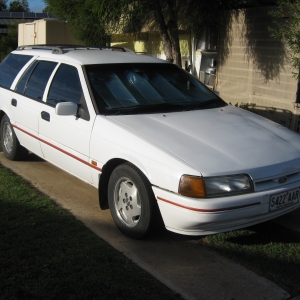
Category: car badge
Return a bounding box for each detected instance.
[273,176,288,184]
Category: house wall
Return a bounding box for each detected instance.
[112,32,191,68]
[16,14,300,132]
[216,7,300,131]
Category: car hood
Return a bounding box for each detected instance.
[107,105,300,179]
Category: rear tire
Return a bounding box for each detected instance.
[108,163,160,239]
[0,115,27,160]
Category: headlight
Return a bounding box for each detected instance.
[204,174,253,197]
[179,174,253,198]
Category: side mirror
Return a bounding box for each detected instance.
[55,102,78,116]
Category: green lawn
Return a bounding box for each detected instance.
[200,221,300,296]
[0,164,182,300]
[1,154,300,298]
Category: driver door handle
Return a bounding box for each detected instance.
[11,98,17,107]
[41,111,50,122]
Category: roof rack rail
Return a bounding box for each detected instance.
[16,45,133,54]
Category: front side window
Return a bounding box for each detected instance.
[47,63,90,121]
[85,63,226,115]
[47,64,83,106]
[0,53,33,88]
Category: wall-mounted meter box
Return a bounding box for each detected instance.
[196,26,218,52]
[18,19,78,46]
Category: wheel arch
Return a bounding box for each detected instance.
[0,110,6,141]
[98,157,157,210]
[98,158,128,210]
[0,110,5,121]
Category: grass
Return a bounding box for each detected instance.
[1,151,300,298]
[0,164,182,300]
[199,222,300,296]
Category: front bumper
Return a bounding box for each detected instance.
[153,181,300,235]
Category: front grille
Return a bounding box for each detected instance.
[254,170,300,192]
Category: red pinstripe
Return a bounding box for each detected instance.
[157,196,261,212]
[13,124,102,172]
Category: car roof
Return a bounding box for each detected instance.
[12,45,170,65]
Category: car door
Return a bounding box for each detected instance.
[11,60,58,157]
[38,62,96,185]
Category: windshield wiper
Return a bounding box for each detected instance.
[105,99,226,115]
[106,102,186,115]
[183,98,225,111]
[146,102,186,111]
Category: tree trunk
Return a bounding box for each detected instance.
[166,0,181,67]
[168,24,182,67]
[296,80,300,104]
[154,2,173,62]
[296,69,300,104]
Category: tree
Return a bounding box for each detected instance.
[0,22,19,61]
[0,0,7,11]
[269,0,300,103]
[9,0,29,12]
[42,5,51,13]
[44,0,238,66]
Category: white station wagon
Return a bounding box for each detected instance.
[0,45,300,238]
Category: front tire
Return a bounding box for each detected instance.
[0,115,27,160]
[108,163,159,239]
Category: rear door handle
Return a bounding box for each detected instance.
[11,98,17,107]
[41,111,50,122]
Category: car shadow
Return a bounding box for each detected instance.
[217,221,300,246]
[146,219,300,245]
[25,152,45,162]
[146,226,205,243]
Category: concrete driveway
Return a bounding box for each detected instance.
[0,152,294,300]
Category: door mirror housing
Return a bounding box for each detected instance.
[55,102,78,116]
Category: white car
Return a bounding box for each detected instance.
[0,45,299,239]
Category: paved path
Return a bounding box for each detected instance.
[1,152,298,300]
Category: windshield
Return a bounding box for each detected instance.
[85,63,226,115]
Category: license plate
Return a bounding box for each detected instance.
[269,188,300,211]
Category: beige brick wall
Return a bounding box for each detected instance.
[216,7,300,131]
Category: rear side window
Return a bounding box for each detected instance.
[15,61,38,94]
[22,61,57,100]
[0,53,33,88]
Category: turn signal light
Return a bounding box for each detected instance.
[178,175,206,198]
